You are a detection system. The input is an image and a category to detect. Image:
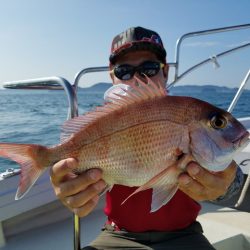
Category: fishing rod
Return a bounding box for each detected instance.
[74,214,81,250]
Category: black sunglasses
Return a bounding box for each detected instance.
[111,61,164,81]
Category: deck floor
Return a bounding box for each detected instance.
[0,209,106,250]
[1,201,249,250]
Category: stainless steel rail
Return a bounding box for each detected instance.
[73,66,109,117]
[167,42,250,89]
[2,76,77,119]
[173,23,250,82]
[228,69,250,113]
[233,69,250,209]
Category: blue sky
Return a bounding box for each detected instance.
[0,0,249,88]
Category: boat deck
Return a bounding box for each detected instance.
[0,200,249,250]
[0,199,106,250]
[199,202,250,250]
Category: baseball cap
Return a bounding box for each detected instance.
[109,26,167,65]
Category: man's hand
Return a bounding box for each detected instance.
[178,161,237,201]
[50,158,106,217]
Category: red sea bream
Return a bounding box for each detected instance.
[0,78,249,212]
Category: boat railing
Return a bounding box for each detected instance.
[2,76,78,119]
[73,24,250,114]
[228,69,250,113]
[72,66,109,117]
[172,23,250,84]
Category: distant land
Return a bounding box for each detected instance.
[3,82,64,90]
[168,84,241,94]
[80,82,248,93]
[2,81,249,94]
[2,81,112,91]
[80,82,112,92]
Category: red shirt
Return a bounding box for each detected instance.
[104,185,201,232]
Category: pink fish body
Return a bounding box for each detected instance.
[0,78,249,212]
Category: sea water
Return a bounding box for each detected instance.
[0,87,250,172]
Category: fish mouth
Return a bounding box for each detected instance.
[232,130,250,148]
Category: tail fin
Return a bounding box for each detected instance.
[0,143,50,200]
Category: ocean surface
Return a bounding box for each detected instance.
[0,86,250,172]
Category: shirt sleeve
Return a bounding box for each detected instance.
[213,165,244,203]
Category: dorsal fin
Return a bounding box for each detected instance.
[60,77,167,143]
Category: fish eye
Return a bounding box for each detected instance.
[210,114,228,129]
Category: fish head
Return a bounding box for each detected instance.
[189,100,250,171]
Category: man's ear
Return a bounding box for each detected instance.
[110,72,115,81]
[163,63,169,79]
[109,65,115,81]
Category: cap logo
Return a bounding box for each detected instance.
[142,35,162,46]
[113,28,133,51]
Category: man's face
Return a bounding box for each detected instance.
[110,50,169,88]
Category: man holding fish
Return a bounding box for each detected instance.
[49,27,245,249]
[0,27,245,249]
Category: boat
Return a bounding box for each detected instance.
[3,78,64,90]
[0,24,250,250]
[0,168,21,181]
